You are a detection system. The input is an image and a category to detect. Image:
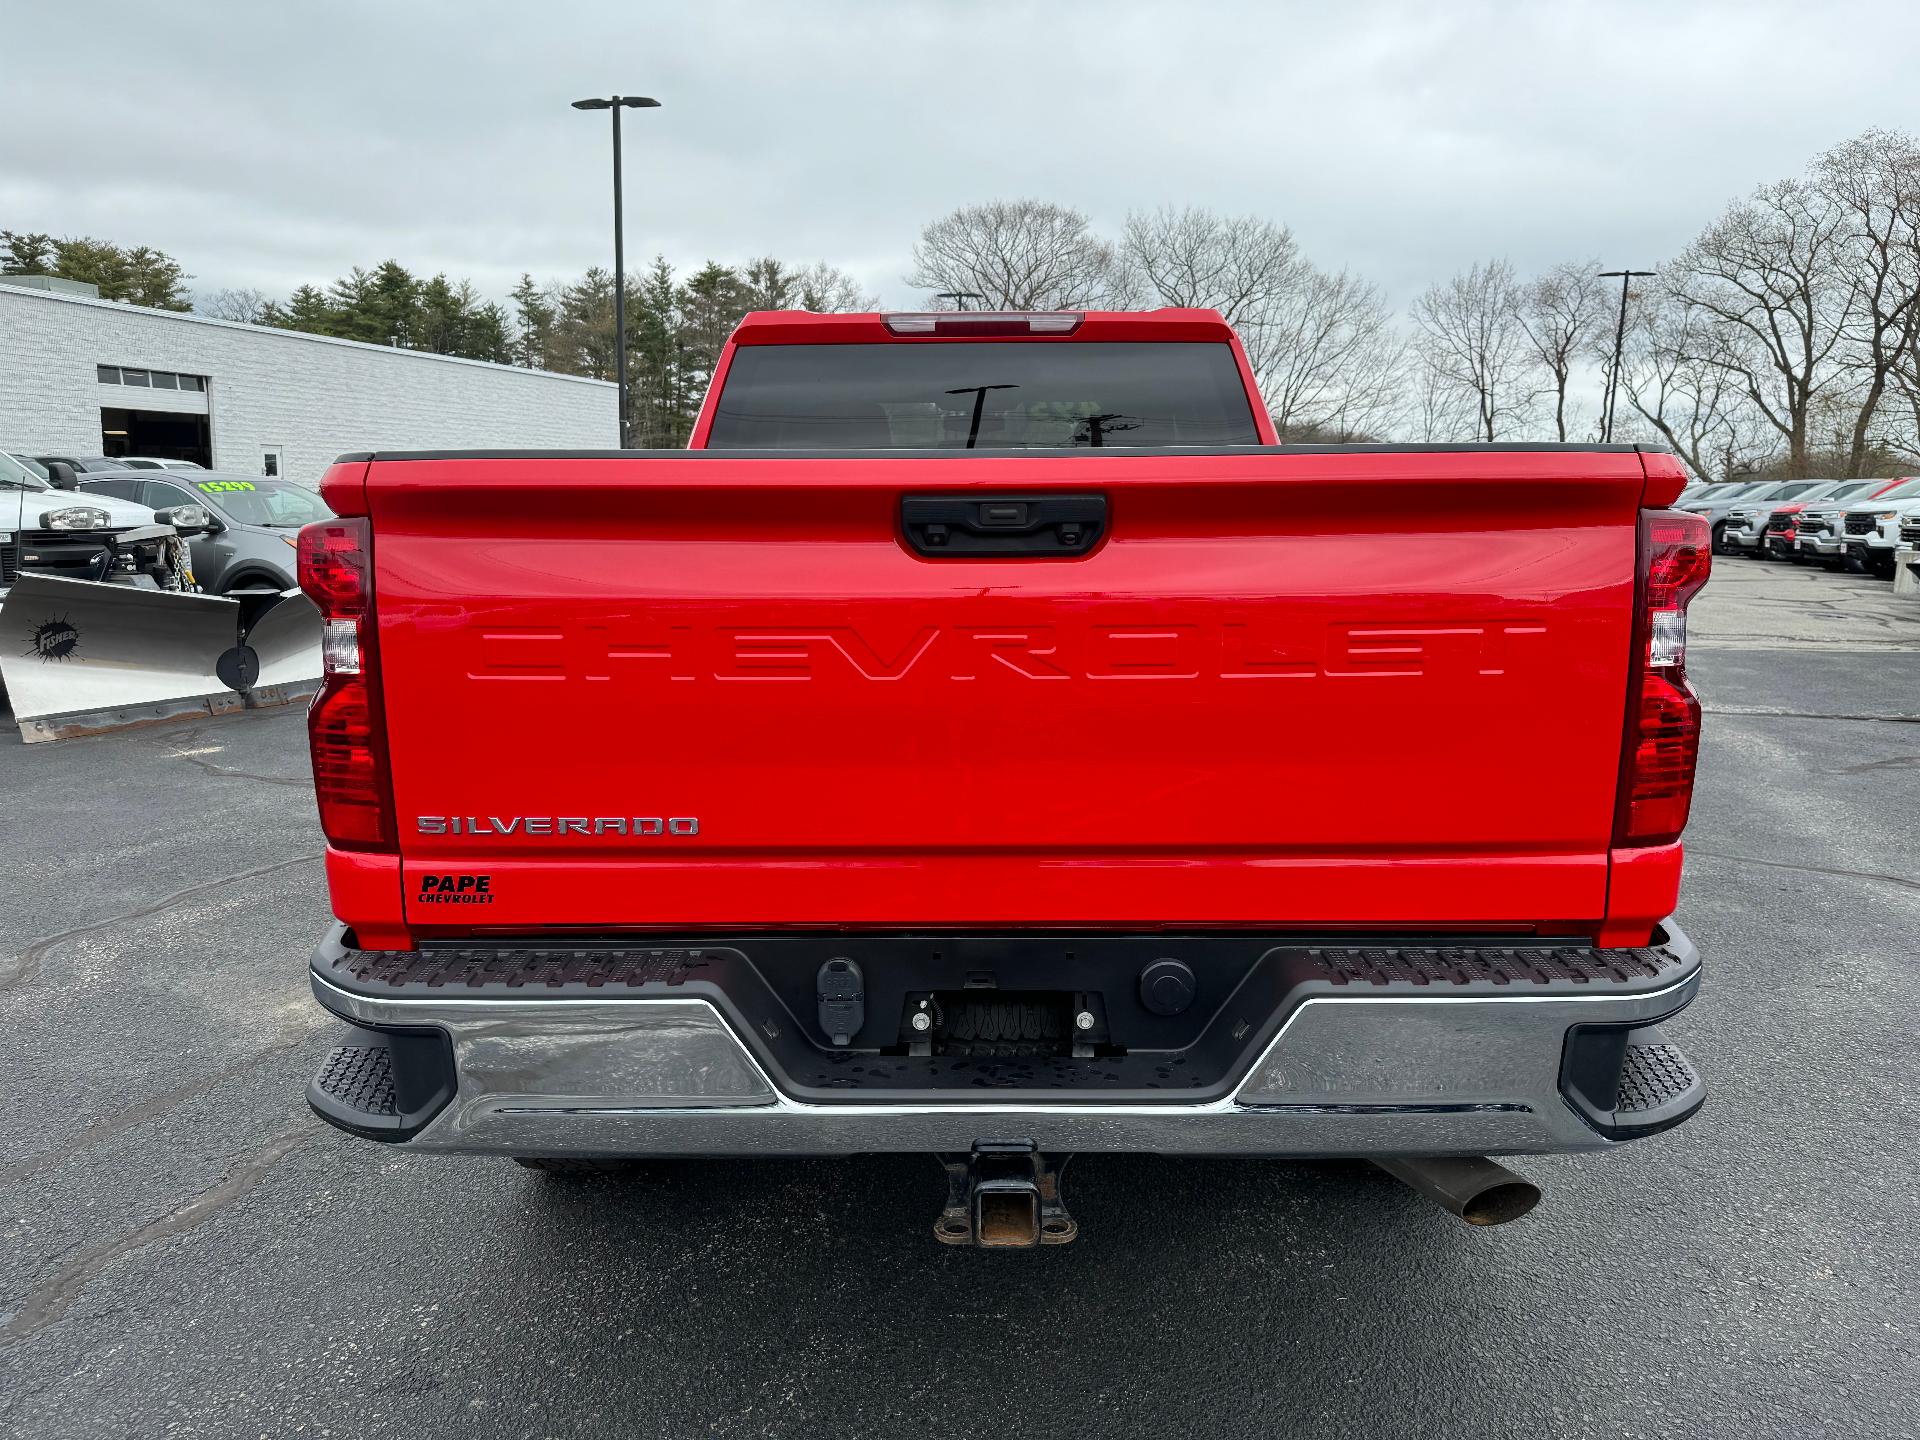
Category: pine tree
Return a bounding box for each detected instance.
[465,301,513,364]
[676,261,749,406]
[740,256,798,311]
[117,245,191,310]
[508,273,556,368]
[326,267,376,338]
[269,284,338,334]
[554,267,616,380]
[414,273,464,354]
[365,260,422,346]
[0,231,191,309]
[0,230,56,274]
[629,256,685,447]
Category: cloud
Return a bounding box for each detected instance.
[5,0,1917,309]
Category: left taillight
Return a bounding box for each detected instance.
[298,517,395,850]
[1615,509,1711,847]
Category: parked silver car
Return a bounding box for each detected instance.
[76,469,332,593]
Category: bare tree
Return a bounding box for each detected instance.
[1406,347,1476,441]
[737,259,879,314]
[908,200,1124,309]
[1814,129,1920,474]
[1668,179,1856,475]
[1887,368,1920,466]
[1258,267,1405,440]
[1517,261,1606,441]
[738,257,799,310]
[740,258,877,312]
[795,260,878,312]
[1119,206,1298,328]
[196,286,269,324]
[1119,207,1401,438]
[1618,285,1770,481]
[1411,260,1538,440]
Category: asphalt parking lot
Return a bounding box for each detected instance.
[3,555,1917,1440]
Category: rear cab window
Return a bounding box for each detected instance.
[706,342,1261,449]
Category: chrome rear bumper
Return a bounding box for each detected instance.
[309,922,1702,1158]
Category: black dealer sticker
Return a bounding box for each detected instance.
[417,874,494,905]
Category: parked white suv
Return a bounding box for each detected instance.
[1796,477,1920,566]
[1715,480,1837,555]
[1839,482,1920,576]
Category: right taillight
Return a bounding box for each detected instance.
[1615,509,1711,847]
[298,517,395,851]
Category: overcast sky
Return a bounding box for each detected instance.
[6,0,1920,314]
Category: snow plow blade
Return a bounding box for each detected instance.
[0,574,321,743]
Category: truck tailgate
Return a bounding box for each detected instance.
[356,450,1647,931]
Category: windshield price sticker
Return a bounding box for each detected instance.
[197,480,256,492]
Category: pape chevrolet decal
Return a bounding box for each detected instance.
[418,874,493,905]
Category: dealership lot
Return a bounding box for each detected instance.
[1,559,1916,1440]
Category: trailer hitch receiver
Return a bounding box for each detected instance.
[935,1141,1076,1248]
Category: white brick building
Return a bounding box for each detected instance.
[0,281,617,486]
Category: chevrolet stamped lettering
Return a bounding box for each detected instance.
[466,620,1551,682]
[415,816,700,836]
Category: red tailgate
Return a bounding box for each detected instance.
[358,450,1646,931]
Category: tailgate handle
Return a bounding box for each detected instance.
[900,493,1106,558]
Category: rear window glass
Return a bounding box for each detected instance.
[706,342,1261,449]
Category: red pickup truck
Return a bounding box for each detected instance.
[299,307,1709,1246]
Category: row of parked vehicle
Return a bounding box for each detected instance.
[2,449,332,742]
[1677,474,1920,576]
[1,450,330,597]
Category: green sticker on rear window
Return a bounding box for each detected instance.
[197,480,255,492]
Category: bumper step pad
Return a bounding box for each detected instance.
[333,945,705,991]
[305,1024,458,1142]
[315,1045,398,1118]
[1617,1041,1702,1114]
[323,936,1691,999]
[1306,944,1678,988]
[1562,1022,1705,1139]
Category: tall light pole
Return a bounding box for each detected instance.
[936,291,987,312]
[1598,268,1656,443]
[572,94,660,447]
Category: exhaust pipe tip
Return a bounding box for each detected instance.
[1374,1155,1542,1227]
[1458,1177,1542,1226]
